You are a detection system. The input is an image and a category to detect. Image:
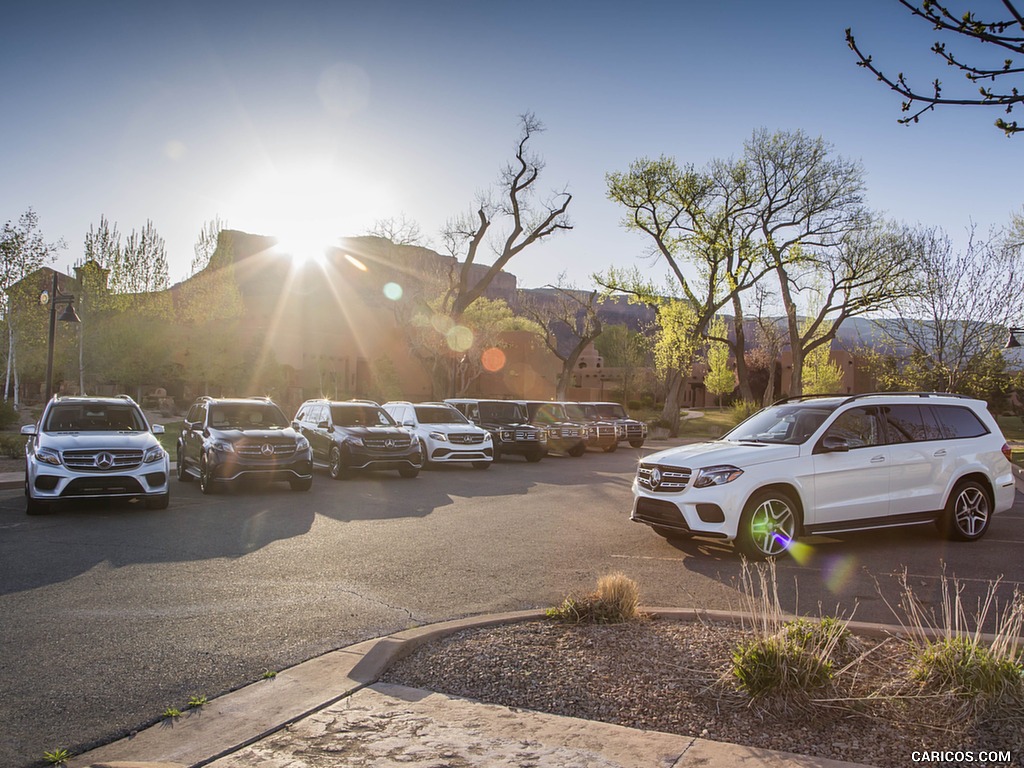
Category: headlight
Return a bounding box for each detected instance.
[428,431,448,442]
[693,465,744,488]
[209,439,234,453]
[36,447,61,466]
[548,428,560,439]
[345,436,365,447]
[296,436,310,451]
[143,445,165,464]
[499,430,514,442]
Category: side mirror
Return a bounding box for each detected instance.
[403,420,415,428]
[152,424,165,435]
[317,420,329,430]
[821,435,850,453]
[20,424,36,435]
[291,420,301,431]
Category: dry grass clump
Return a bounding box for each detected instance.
[546,572,641,624]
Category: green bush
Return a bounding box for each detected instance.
[731,634,835,700]
[546,573,642,624]
[0,400,19,430]
[911,637,1024,701]
[0,433,28,459]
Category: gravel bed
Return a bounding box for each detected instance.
[382,618,1023,768]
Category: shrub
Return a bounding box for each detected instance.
[731,633,834,700]
[911,637,1024,700]
[728,400,761,426]
[546,572,641,624]
[0,399,18,430]
[0,433,28,459]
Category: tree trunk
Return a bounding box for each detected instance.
[730,296,754,402]
[660,369,684,437]
[774,265,803,397]
[4,324,12,402]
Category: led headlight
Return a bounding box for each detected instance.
[693,465,744,488]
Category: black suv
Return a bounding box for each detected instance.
[177,397,313,493]
[562,401,618,452]
[518,401,587,457]
[294,399,422,479]
[445,398,547,462]
[585,401,648,448]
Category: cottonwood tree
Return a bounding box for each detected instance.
[413,113,571,396]
[189,216,227,275]
[518,279,604,400]
[1,209,63,404]
[703,316,736,406]
[367,214,426,246]
[876,224,1024,392]
[593,323,651,405]
[847,1,1024,135]
[604,155,769,425]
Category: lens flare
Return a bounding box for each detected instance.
[383,282,403,301]
[345,254,368,272]
[481,347,506,372]
[824,556,858,594]
[446,325,474,352]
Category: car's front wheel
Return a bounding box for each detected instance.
[329,446,348,480]
[199,455,216,495]
[290,477,313,492]
[568,443,586,458]
[25,475,48,516]
[603,443,617,453]
[145,492,170,510]
[398,466,419,479]
[941,480,991,541]
[525,449,545,463]
[629,440,645,448]
[736,489,799,559]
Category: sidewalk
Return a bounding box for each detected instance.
[65,610,877,768]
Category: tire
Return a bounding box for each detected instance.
[525,449,545,463]
[941,480,992,541]
[736,489,799,559]
[398,466,420,479]
[329,446,347,480]
[199,455,217,495]
[472,461,491,470]
[25,476,48,516]
[492,446,502,462]
[145,492,170,510]
[603,443,618,453]
[568,443,586,458]
[176,448,192,482]
[629,440,645,449]
[290,477,313,492]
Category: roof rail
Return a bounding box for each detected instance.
[771,394,845,405]
[837,391,971,407]
[116,394,137,403]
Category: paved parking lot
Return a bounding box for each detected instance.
[2,445,1023,767]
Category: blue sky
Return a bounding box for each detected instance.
[2,1,1022,290]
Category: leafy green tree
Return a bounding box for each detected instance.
[847,1,1024,135]
[800,321,844,395]
[593,323,651,405]
[704,316,736,406]
[1,209,63,404]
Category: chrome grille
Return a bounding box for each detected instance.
[449,433,486,445]
[637,463,692,492]
[625,423,646,437]
[515,430,541,442]
[62,449,144,471]
[235,442,298,458]
[364,435,412,450]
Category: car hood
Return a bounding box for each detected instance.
[211,428,299,441]
[42,432,160,449]
[477,421,537,430]
[643,440,800,468]
[336,426,408,438]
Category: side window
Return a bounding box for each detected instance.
[315,405,328,425]
[296,406,308,423]
[824,407,882,449]
[186,405,200,425]
[931,405,989,439]
[469,405,480,422]
[883,405,943,443]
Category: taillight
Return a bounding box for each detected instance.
[1001,443,1013,463]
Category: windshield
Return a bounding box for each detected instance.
[479,401,526,423]
[331,405,395,427]
[594,403,627,420]
[209,403,290,429]
[415,405,469,425]
[526,402,566,423]
[44,403,147,432]
[723,405,834,445]
[563,403,588,421]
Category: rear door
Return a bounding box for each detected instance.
[883,404,948,516]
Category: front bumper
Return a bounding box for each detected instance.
[631,479,745,541]
[208,450,313,482]
[27,456,170,501]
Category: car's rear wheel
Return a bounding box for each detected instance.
[199,455,216,495]
[736,489,799,559]
[941,480,991,541]
[145,492,170,510]
[176,448,192,482]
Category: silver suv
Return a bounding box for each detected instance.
[632,393,1015,557]
[22,395,170,515]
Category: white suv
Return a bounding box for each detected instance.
[22,395,170,514]
[632,393,1015,557]
[382,401,493,469]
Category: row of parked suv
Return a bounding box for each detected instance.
[21,394,649,511]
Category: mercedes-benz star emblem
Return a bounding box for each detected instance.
[261,444,274,456]
[95,452,114,470]
[385,439,396,449]
[650,467,662,488]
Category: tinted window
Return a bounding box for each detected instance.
[331,405,394,427]
[883,405,944,444]
[479,402,526,423]
[563,404,587,421]
[724,405,832,444]
[595,403,627,419]
[209,403,290,429]
[415,405,468,424]
[823,406,882,449]
[931,405,989,439]
[45,403,147,432]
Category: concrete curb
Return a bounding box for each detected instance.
[66,608,923,768]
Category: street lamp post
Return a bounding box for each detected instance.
[1005,327,1024,349]
[41,271,80,402]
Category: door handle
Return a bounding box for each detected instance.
[870,455,886,463]
[933,449,947,457]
